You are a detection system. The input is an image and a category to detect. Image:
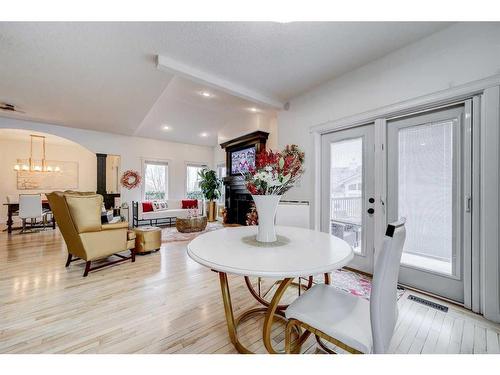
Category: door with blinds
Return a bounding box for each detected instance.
[387,105,471,303]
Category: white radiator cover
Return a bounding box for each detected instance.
[276,200,310,229]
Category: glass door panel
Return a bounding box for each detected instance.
[387,105,470,303]
[330,138,363,254]
[321,124,375,273]
[397,120,454,275]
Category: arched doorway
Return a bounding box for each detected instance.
[0,128,97,231]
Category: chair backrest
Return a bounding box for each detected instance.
[370,219,406,354]
[46,191,99,259]
[19,194,42,219]
[64,194,103,233]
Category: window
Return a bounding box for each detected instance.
[186,164,207,198]
[330,137,363,253]
[216,163,226,180]
[397,120,454,274]
[216,163,226,203]
[143,160,168,201]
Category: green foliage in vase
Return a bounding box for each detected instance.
[198,168,222,202]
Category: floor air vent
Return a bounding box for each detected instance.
[408,295,448,312]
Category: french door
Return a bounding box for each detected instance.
[321,124,375,273]
[387,105,471,304]
[320,104,472,305]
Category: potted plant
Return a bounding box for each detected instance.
[198,168,222,222]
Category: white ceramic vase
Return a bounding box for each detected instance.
[252,194,281,243]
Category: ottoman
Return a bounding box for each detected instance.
[133,226,162,254]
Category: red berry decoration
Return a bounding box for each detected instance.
[120,170,141,190]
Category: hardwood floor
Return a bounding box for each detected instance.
[0,228,499,354]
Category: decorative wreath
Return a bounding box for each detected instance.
[120,170,141,190]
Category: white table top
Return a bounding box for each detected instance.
[187,226,353,278]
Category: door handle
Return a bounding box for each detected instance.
[367,208,375,214]
[465,195,472,212]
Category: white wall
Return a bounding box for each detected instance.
[278,22,500,201]
[0,134,97,222]
[277,22,500,322]
[0,117,215,207]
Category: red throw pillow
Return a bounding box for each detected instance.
[182,199,198,209]
[142,201,153,212]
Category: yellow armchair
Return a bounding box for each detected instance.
[47,191,136,276]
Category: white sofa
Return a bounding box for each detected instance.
[132,200,202,227]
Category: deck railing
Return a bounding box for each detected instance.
[330,196,362,223]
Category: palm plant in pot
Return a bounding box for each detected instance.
[198,168,222,222]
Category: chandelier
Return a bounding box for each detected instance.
[13,134,61,173]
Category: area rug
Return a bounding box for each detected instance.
[325,268,405,301]
[161,221,224,243]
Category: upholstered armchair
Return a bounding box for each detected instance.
[47,191,136,277]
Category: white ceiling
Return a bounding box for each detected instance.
[0,22,452,146]
[0,128,80,146]
[137,76,275,146]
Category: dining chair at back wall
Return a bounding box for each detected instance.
[18,194,46,233]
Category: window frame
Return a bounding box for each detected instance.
[185,162,208,197]
[141,158,170,201]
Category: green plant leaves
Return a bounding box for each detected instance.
[198,168,222,201]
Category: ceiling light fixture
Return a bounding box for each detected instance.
[200,91,212,98]
[200,132,208,137]
[13,134,61,173]
[249,107,258,113]
[162,125,171,131]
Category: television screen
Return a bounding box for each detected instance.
[231,147,256,175]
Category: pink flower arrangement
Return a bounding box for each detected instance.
[241,144,305,195]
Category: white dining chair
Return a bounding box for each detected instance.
[285,219,406,354]
[19,194,45,233]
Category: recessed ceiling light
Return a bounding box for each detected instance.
[249,107,258,112]
[200,132,208,137]
[162,125,171,131]
[200,91,212,98]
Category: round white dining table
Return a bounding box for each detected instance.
[187,225,353,354]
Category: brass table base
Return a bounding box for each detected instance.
[218,272,331,354]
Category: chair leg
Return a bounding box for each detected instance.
[131,249,136,262]
[83,261,91,277]
[65,253,73,267]
[285,320,294,354]
[285,319,312,354]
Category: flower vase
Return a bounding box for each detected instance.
[252,194,281,243]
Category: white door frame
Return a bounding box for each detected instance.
[310,74,500,321]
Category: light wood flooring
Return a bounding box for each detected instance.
[0,228,499,354]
